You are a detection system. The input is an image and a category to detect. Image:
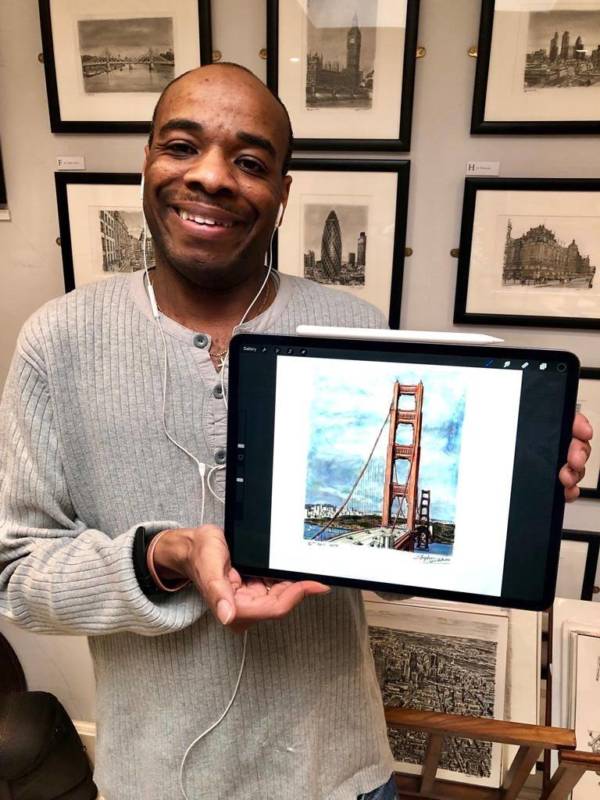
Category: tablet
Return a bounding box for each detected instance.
[224,333,580,611]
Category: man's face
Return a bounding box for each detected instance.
[143,67,291,289]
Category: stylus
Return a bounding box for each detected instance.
[295,326,504,344]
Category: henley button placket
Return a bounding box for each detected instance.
[214,448,226,465]
[193,333,209,349]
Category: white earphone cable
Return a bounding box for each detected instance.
[220,226,277,411]
[140,185,280,799]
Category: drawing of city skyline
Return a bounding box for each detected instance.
[525,11,600,89]
[78,17,175,93]
[304,204,367,286]
[369,626,497,778]
[306,0,376,108]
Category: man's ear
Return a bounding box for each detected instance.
[279,174,292,219]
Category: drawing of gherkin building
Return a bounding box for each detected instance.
[320,210,342,280]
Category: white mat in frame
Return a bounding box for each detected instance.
[551,598,600,784]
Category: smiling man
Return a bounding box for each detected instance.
[0,64,592,800]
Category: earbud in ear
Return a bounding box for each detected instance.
[140,175,145,202]
[275,203,284,228]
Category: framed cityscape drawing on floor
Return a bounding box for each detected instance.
[364,598,509,788]
[454,178,600,330]
[278,158,409,327]
[55,172,153,291]
[266,0,420,150]
[471,0,600,134]
[38,0,212,133]
[576,369,600,498]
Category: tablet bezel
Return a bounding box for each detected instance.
[225,333,580,611]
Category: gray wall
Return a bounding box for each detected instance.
[0,0,598,722]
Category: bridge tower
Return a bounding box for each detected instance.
[381,381,424,547]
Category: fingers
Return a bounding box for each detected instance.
[233,580,330,624]
[572,412,593,443]
[189,525,237,625]
[566,436,591,472]
[564,485,580,503]
[559,463,584,503]
[558,415,593,502]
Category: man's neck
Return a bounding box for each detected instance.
[150,260,273,333]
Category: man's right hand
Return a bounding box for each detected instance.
[151,525,330,631]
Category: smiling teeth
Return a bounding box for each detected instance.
[178,209,233,228]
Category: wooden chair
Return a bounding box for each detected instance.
[384,707,600,799]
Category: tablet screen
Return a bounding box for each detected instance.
[225,334,579,610]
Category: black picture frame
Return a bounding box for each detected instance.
[471,0,600,135]
[561,529,600,600]
[39,1,213,134]
[578,368,600,499]
[454,177,600,330]
[55,172,142,292]
[278,158,410,328]
[266,0,420,151]
[0,143,7,208]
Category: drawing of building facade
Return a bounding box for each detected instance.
[502,220,596,287]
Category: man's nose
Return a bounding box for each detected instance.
[183,147,237,195]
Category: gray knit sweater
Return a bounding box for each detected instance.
[0,271,395,799]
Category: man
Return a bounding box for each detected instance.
[0,64,591,800]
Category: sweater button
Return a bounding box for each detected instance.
[213,384,224,399]
[214,448,226,465]
[193,333,209,349]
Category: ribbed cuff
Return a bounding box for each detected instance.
[132,525,163,597]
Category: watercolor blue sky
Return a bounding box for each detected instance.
[305,359,467,522]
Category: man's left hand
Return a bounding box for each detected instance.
[559,412,593,502]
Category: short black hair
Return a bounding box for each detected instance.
[147,63,294,174]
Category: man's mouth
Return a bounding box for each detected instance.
[175,207,236,229]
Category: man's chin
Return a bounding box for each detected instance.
[163,254,256,292]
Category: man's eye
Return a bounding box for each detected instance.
[165,141,196,156]
[238,156,266,174]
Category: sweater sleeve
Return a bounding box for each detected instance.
[0,343,206,637]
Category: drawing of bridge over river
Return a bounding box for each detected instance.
[303,369,466,556]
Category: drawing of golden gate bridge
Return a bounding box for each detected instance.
[306,380,453,553]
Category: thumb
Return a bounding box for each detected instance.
[195,527,237,626]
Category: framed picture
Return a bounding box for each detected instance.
[278,158,409,327]
[558,530,600,600]
[364,593,541,775]
[454,178,600,330]
[266,0,420,151]
[39,0,212,133]
[550,598,600,778]
[0,144,6,207]
[55,172,153,291]
[569,630,600,798]
[0,141,7,219]
[365,597,509,788]
[471,0,600,135]
[577,369,600,497]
